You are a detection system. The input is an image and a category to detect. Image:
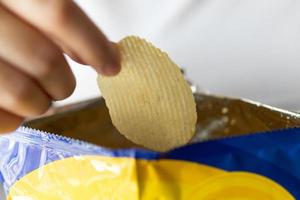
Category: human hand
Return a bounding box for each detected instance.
[0,0,120,133]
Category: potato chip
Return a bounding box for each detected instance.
[97,36,197,151]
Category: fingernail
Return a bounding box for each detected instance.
[97,42,121,76]
[100,62,121,76]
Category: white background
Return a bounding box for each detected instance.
[62,0,300,110]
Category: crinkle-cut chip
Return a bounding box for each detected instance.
[98,36,197,151]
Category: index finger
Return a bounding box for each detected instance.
[1,0,120,76]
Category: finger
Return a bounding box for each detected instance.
[62,47,86,65]
[0,5,76,100]
[0,59,51,117]
[52,36,86,65]
[1,0,121,75]
[0,109,23,133]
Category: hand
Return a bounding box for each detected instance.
[0,0,120,133]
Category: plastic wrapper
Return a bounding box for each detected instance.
[1,93,300,199]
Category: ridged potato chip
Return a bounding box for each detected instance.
[98,36,197,151]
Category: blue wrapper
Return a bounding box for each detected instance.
[0,126,299,199]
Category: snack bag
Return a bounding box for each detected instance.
[0,126,299,199]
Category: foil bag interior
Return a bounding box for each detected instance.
[24,93,300,149]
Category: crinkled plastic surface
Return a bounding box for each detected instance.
[0,126,300,199]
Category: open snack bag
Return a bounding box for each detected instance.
[1,36,300,199]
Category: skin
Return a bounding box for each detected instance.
[0,0,121,133]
